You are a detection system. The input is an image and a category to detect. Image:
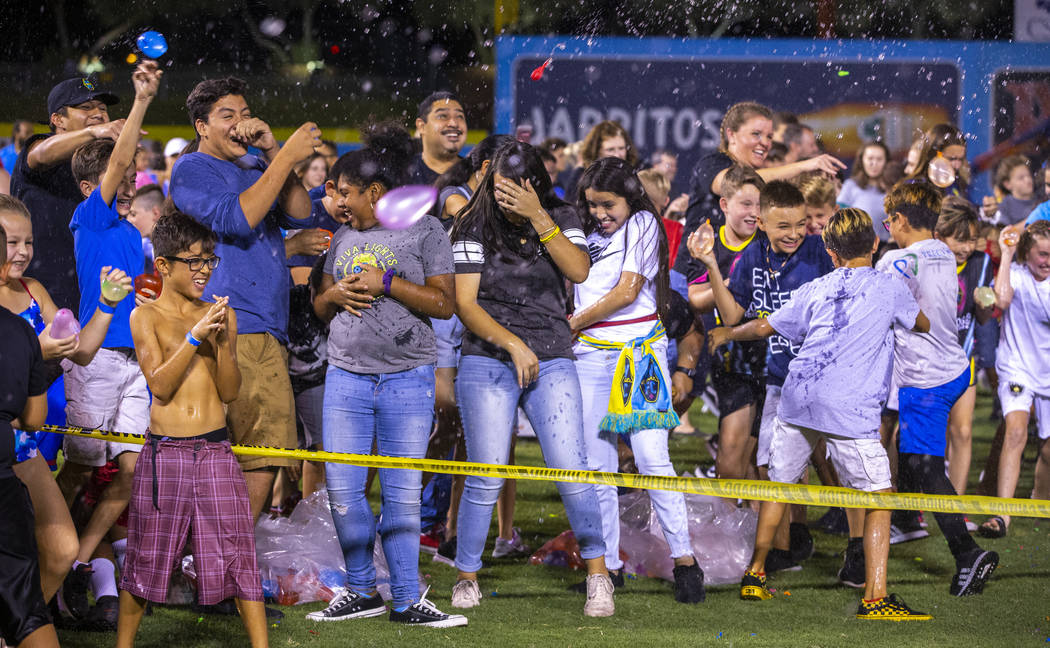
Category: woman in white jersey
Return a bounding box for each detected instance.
[569,157,705,603]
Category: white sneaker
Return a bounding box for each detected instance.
[450,579,482,609]
[583,573,615,617]
[491,528,531,558]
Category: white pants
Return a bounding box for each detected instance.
[574,339,692,570]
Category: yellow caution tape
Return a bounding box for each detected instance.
[39,424,1050,519]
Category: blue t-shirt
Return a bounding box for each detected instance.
[70,187,144,348]
[1025,200,1050,226]
[727,233,834,386]
[768,267,920,438]
[0,144,17,173]
[171,152,319,343]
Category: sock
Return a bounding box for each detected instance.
[72,559,89,571]
[112,538,128,572]
[89,558,118,599]
[847,536,864,551]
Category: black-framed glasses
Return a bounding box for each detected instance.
[163,255,220,272]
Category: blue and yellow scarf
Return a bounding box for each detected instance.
[578,322,680,434]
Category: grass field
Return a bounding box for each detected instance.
[58,391,1050,648]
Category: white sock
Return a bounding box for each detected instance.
[112,538,128,572]
[89,558,118,599]
[72,559,89,571]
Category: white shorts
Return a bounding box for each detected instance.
[63,348,149,466]
[756,384,781,467]
[767,416,892,492]
[998,378,1050,440]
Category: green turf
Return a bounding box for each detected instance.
[59,391,1050,647]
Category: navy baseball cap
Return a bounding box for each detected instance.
[46,77,119,118]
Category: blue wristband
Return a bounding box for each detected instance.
[97,300,116,315]
[185,331,202,347]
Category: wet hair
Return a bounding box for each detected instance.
[719,102,774,153]
[907,123,970,190]
[417,91,461,122]
[994,154,1032,194]
[795,172,837,207]
[132,183,165,211]
[185,77,248,139]
[580,120,638,167]
[576,157,671,325]
[759,180,805,213]
[850,141,891,191]
[822,207,875,260]
[450,141,566,255]
[151,210,216,259]
[330,122,414,191]
[71,139,115,185]
[1017,220,1050,265]
[435,134,515,196]
[884,180,942,232]
[0,194,32,222]
[936,196,980,241]
[720,164,764,200]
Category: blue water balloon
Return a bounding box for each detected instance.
[136,31,168,59]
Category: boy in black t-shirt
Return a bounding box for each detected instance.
[0,225,59,648]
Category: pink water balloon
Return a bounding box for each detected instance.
[375,185,437,230]
[51,308,81,339]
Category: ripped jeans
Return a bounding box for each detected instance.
[322,364,434,608]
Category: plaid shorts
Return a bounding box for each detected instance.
[120,430,262,605]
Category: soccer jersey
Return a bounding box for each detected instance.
[996,263,1050,395]
[876,238,969,389]
[728,233,835,387]
[953,250,993,354]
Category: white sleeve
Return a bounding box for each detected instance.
[620,211,660,280]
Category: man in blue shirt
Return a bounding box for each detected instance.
[171,76,322,522]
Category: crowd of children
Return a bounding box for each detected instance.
[2,61,1049,646]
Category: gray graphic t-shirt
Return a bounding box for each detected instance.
[324,216,454,374]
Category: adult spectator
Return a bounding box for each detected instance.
[1,119,33,172]
[409,91,467,185]
[11,77,122,312]
[781,123,820,163]
[170,76,322,521]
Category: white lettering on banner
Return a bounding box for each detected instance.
[526,105,725,153]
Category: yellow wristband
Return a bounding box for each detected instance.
[539,225,561,244]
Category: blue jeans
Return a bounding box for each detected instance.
[454,355,605,573]
[322,364,434,608]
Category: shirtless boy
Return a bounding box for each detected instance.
[118,211,267,648]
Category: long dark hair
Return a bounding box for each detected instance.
[435,134,515,195]
[575,157,671,326]
[330,121,414,191]
[450,141,566,254]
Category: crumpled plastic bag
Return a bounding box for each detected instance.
[529,488,755,586]
[253,489,422,604]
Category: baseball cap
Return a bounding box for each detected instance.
[164,137,189,157]
[46,77,119,118]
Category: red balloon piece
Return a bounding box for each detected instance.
[531,58,552,81]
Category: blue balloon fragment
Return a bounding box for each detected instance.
[136,31,168,59]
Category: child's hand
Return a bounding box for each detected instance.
[88,119,126,142]
[283,122,324,163]
[495,178,546,225]
[134,289,158,308]
[671,371,693,408]
[39,322,79,361]
[352,264,386,297]
[706,326,732,353]
[285,228,331,257]
[324,275,373,317]
[687,223,716,267]
[132,61,162,101]
[190,297,229,344]
[98,266,132,306]
[232,118,278,154]
[999,224,1022,254]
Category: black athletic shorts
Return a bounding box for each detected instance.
[712,370,764,433]
[0,473,51,645]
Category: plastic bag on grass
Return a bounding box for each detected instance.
[528,530,584,570]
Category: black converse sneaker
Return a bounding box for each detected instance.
[389,588,468,628]
[306,589,386,621]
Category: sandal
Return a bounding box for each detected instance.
[978,515,1008,538]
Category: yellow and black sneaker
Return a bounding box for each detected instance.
[855,593,932,621]
[740,570,773,601]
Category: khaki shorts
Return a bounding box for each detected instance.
[227,333,296,471]
[768,416,892,492]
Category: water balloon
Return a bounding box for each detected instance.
[927,153,955,188]
[531,58,552,81]
[101,278,131,302]
[134,273,163,299]
[51,308,81,339]
[136,31,168,59]
[1003,229,1020,247]
[974,286,995,308]
[375,185,437,230]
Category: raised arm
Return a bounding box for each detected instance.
[686,228,745,325]
[495,179,590,284]
[27,121,125,170]
[237,121,321,228]
[100,62,161,205]
[995,226,1020,310]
